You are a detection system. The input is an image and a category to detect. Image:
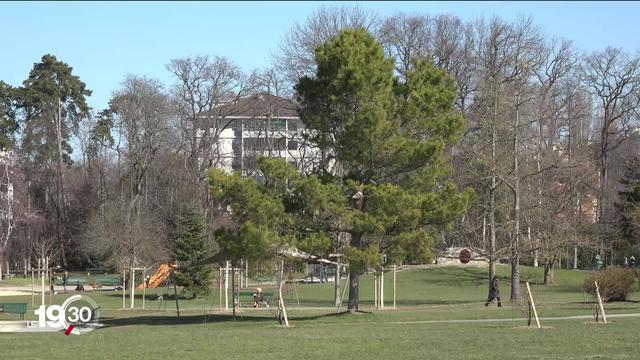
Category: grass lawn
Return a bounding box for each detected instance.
[1,265,639,359]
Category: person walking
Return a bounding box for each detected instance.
[485,275,502,307]
[62,271,69,293]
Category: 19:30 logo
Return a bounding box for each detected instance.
[33,295,100,335]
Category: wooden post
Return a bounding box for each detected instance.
[336,272,349,313]
[31,268,34,306]
[526,281,541,328]
[40,258,45,306]
[238,260,241,289]
[130,268,135,309]
[122,270,126,309]
[595,281,607,324]
[245,260,248,288]
[373,272,378,309]
[232,265,236,321]
[334,262,341,307]
[393,264,397,309]
[48,265,52,305]
[380,266,384,309]
[142,269,146,310]
[278,260,289,327]
[224,261,229,311]
[218,267,222,311]
[45,257,49,290]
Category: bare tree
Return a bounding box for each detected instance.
[85,202,167,271]
[582,48,640,231]
[100,76,173,269]
[167,56,255,207]
[276,5,380,84]
[469,16,514,297]
[0,152,17,277]
[380,14,477,112]
[379,13,431,79]
[502,17,546,301]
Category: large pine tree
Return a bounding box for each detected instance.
[295,29,473,311]
[172,208,213,298]
[17,54,91,267]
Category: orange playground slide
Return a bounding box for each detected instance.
[138,264,172,289]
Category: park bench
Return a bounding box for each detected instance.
[86,267,111,275]
[0,302,28,320]
[55,275,87,286]
[89,275,122,291]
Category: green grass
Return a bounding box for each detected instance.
[1,265,639,359]
[0,276,35,287]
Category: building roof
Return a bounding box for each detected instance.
[204,92,298,119]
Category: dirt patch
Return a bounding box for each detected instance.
[0,290,32,297]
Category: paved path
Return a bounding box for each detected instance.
[390,312,640,325]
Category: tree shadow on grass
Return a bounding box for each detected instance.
[555,300,640,311]
[416,267,508,286]
[99,310,356,329]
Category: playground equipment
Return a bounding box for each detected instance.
[138,264,171,289]
[123,263,169,310]
[156,268,181,320]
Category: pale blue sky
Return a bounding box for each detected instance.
[2,1,639,111]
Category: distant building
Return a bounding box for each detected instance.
[196,93,320,176]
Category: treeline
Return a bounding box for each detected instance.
[1,7,639,303]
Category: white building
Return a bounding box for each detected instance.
[198,93,321,176]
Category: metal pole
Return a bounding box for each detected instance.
[574,244,578,269]
[173,271,180,319]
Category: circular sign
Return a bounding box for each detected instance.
[459,248,472,264]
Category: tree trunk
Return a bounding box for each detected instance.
[510,96,521,302]
[487,88,498,298]
[347,267,359,312]
[55,99,68,267]
[488,185,497,294]
[348,187,364,312]
[543,258,554,285]
[334,262,341,307]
